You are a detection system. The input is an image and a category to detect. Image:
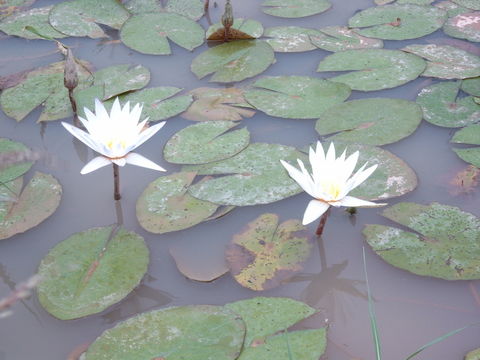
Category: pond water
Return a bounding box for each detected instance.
[0,0,480,359]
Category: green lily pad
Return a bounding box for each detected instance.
[315,98,422,145]
[123,0,162,13]
[416,81,480,127]
[244,76,351,119]
[0,0,35,20]
[164,121,250,164]
[397,0,435,4]
[452,0,480,10]
[0,138,34,183]
[317,49,426,91]
[402,44,480,79]
[264,26,322,52]
[462,77,480,96]
[466,348,480,360]
[451,124,480,167]
[136,172,218,234]
[261,0,331,18]
[165,0,204,20]
[49,0,130,38]
[348,4,447,40]
[364,202,480,280]
[0,61,92,122]
[0,172,61,240]
[85,305,245,360]
[185,143,305,206]
[310,26,384,52]
[375,0,395,4]
[444,12,480,42]
[37,226,148,320]
[181,87,255,122]
[226,213,313,291]
[120,12,204,55]
[191,40,275,83]
[225,297,316,346]
[207,18,264,40]
[435,0,471,16]
[0,6,67,39]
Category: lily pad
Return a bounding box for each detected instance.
[466,348,480,360]
[85,305,245,360]
[136,172,218,234]
[0,61,92,122]
[226,213,313,291]
[37,226,148,320]
[165,0,204,20]
[191,40,275,83]
[444,12,480,42]
[120,12,205,55]
[123,0,162,13]
[264,26,322,52]
[416,81,480,127]
[0,0,35,20]
[402,44,480,79]
[310,26,384,52]
[181,87,255,122]
[225,297,316,346]
[364,202,480,280]
[185,143,305,206]
[0,6,67,39]
[451,124,480,167]
[348,4,447,40]
[49,0,130,38]
[0,138,34,183]
[164,121,250,164]
[435,0,471,16]
[261,0,331,18]
[207,18,263,41]
[317,49,426,91]
[315,98,422,145]
[244,76,351,119]
[397,0,435,4]
[462,77,480,96]
[0,172,61,240]
[452,0,480,10]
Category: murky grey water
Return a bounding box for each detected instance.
[0,0,479,359]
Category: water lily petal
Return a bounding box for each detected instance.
[130,121,166,151]
[62,122,104,155]
[94,98,110,121]
[125,153,166,171]
[338,195,387,208]
[80,156,112,174]
[303,199,330,225]
[280,160,316,198]
[346,163,377,192]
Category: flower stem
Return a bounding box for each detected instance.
[113,164,121,200]
[315,208,330,236]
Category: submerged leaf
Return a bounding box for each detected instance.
[310,26,383,52]
[261,0,331,18]
[0,138,34,183]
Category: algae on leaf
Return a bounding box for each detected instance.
[443,12,480,43]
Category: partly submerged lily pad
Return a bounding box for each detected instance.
[49,0,130,38]
[0,138,34,183]
[444,12,480,42]
[120,12,205,55]
[185,143,305,206]
[315,98,422,145]
[136,172,218,234]
[452,0,480,10]
[0,172,61,240]
[164,121,250,164]
[264,26,322,52]
[364,202,480,280]
[310,26,384,52]
[261,0,331,18]
[244,76,351,119]
[85,305,245,360]
[402,44,480,79]
[451,124,480,167]
[191,40,275,83]
[37,226,148,320]
[226,213,313,291]
[207,18,263,41]
[416,81,480,127]
[348,4,447,40]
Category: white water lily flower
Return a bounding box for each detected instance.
[62,98,166,174]
[280,141,386,225]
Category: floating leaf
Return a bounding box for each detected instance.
[207,18,263,41]
[466,348,480,360]
[37,226,148,320]
[452,0,480,10]
[449,165,480,194]
[164,121,250,164]
[85,305,245,360]
[0,0,35,20]
[264,26,322,52]
[416,81,480,127]
[120,12,204,55]
[186,143,305,206]
[0,172,61,240]
[261,0,331,18]
[348,4,447,40]
[244,76,351,119]
[49,0,130,38]
[182,87,255,122]
[0,61,92,122]
[375,0,395,4]
[451,124,480,167]
[226,213,313,291]
[315,98,422,145]
[444,12,480,42]
[136,172,218,234]
[364,202,480,280]
[0,6,67,39]
[123,0,162,13]
[317,49,426,91]
[191,40,275,83]
[435,0,471,16]
[225,297,316,346]
[402,44,480,79]
[165,0,204,20]
[310,26,383,52]
[462,77,480,96]
[0,138,34,183]
[397,0,435,4]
